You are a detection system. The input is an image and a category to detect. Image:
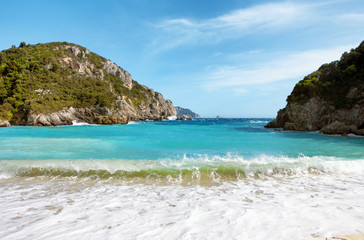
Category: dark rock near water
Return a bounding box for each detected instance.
[177,115,193,120]
[266,41,364,136]
[319,121,357,135]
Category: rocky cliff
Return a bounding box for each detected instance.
[0,42,176,126]
[175,106,200,118]
[266,41,364,135]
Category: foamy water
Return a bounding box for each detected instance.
[167,116,177,120]
[1,155,364,183]
[1,173,363,240]
[0,119,363,239]
[71,120,93,126]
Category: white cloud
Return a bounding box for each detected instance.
[201,45,353,90]
[338,13,364,22]
[213,2,303,29]
[233,88,248,96]
[151,2,312,51]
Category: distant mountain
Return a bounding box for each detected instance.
[0,42,176,127]
[266,41,364,135]
[175,106,200,118]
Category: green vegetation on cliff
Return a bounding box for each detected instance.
[287,41,364,109]
[0,42,154,123]
[266,41,364,135]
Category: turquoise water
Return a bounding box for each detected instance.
[1,119,364,239]
[0,118,363,181]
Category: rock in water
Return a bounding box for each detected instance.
[0,42,177,126]
[266,41,364,135]
[319,121,357,135]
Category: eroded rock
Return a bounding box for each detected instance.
[0,120,11,127]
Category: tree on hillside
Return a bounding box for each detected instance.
[19,42,27,48]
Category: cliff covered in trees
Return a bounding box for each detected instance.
[266,41,364,135]
[0,42,176,126]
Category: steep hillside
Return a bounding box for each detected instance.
[175,106,200,118]
[266,41,364,135]
[0,42,176,126]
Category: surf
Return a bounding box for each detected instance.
[1,155,363,184]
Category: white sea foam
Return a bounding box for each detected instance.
[167,116,177,120]
[249,120,269,123]
[0,173,363,239]
[348,133,364,138]
[1,155,364,181]
[71,120,92,126]
[127,121,139,125]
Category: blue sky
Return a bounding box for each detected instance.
[1,0,363,117]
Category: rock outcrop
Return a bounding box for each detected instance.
[266,97,364,135]
[266,41,364,135]
[175,106,200,119]
[0,42,176,126]
[177,115,193,121]
[0,120,10,127]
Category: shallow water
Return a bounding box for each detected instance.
[0,119,363,239]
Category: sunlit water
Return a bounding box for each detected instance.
[0,119,363,239]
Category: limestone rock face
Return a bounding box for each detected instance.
[26,107,129,126]
[136,86,177,120]
[0,120,11,127]
[175,106,200,118]
[103,60,132,89]
[266,97,364,135]
[25,88,177,126]
[63,45,133,90]
[25,86,178,126]
[319,121,357,135]
[0,42,177,127]
[266,41,364,136]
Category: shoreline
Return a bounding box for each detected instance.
[1,174,363,239]
[308,233,364,240]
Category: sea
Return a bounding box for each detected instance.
[0,118,363,240]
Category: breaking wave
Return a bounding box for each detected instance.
[1,154,363,184]
[71,120,93,126]
[249,120,269,124]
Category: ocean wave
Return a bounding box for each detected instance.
[1,155,363,183]
[249,120,269,124]
[71,120,94,126]
[127,121,139,125]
